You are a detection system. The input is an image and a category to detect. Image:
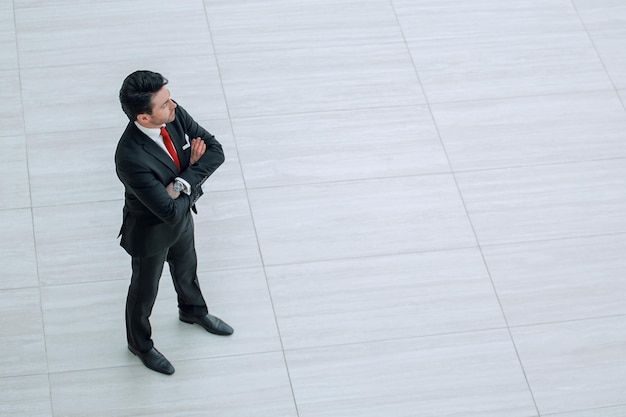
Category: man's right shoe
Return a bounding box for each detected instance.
[128,345,175,375]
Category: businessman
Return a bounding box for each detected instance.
[115,70,233,375]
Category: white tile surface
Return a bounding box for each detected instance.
[409,32,613,103]
[0,8,17,71]
[33,201,129,286]
[196,118,246,192]
[0,208,38,289]
[205,0,403,53]
[268,248,505,349]
[234,106,450,187]
[151,267,282,362]
[483,234,626,325]
[0,288,47,377]
[394,0,584,40]
[456,159,626,245]
[286,330,537,417]
[218,43,426,118]
[0,374,51,417]
[193,190,263,271]
[432,91,626,171]
[0,70,25,137]
[41,279,129,373]
[27,127,122,207]
[248,175,477,265]
[4,0,626,415]
[547,406,626,417]
[49,352,298,417]
[574,0,626,88]
[0,135,30,209]
[512,316,626,414]
[15,0,212,69]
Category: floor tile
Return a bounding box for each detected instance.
[234,106,450,188]
[193,190,263,272]
[394,0,584,40]
[286,330,537,417]
[547,405,626,417]
[0,8,17,71]
[483,234,626,326]
[0,208,38,290]
[15,0,211,69]
[20,57,227,134]
[0,70,25,137]
[0,287,47,377]
[42,269,280,373]
[0,135,30,209]
[41,280,130,373]
[456,159,626,245]
[511,316,626,414]
[0,374,51,417]
[33,201,129,286]
[218,43,426,118]
[195,118,245,192]
[573,0,626,89]
[3,0,626,415]
[409,32,613,103]
[14,0,170,7]
[248,175,476,265]
[27,127,123,207]
[267,248,505,349]
[431,91,626,171]
[149,267,282,362]
[49,352,297,417]
[618,89,626,107]
[205,0,402,53]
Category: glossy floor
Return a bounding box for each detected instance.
[2,1,626,416]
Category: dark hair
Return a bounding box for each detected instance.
[119,70,168,121]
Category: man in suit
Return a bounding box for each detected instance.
[115,70,233,375]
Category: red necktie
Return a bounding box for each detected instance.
[160,126,181,171]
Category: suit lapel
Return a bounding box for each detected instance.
[131,125,179,174]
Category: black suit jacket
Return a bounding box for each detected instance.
[115,104,224,257]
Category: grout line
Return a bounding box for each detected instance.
[12,0,55,414]
[200,3,302,417]
[507,313,626,331]
[569,0,626,113]
[387,0,546,414]
[541,403,626,416]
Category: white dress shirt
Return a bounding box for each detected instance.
[134,121,190,194]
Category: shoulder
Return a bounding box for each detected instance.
[173,102,195,123]
[115,123,142,161]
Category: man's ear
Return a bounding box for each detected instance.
[136,113,150,124]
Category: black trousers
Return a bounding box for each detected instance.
[125,214,208,352]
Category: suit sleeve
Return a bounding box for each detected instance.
[116,150,191,226]
[176,106,225,202]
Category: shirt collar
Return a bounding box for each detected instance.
[134,121,164,141]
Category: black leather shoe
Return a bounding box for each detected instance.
[179,312,234,336]
[128,345,175,375]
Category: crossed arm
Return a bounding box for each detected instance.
[165,137,206,199]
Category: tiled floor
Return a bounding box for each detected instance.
[2,0,626,416]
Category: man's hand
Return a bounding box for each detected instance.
[165,182,180,199]
[189,137,206,165]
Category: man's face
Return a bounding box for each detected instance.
[137,86,177,127]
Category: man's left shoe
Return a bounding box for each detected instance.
[179,312,234,336]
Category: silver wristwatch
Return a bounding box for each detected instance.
[173,180,185,192]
